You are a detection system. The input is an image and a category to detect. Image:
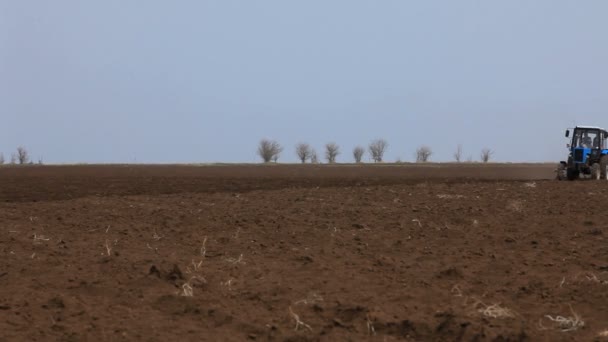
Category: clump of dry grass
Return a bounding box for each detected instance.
[179,236,208,297]
[479,303,515,319]
[453,287,515,319]
[539,305,584,332]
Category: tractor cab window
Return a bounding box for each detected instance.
[573,130,600,149]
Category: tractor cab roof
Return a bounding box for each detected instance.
[575,126,608,133]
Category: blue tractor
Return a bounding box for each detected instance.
[558,126,608,180]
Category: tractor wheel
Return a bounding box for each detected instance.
[591,163,601,180]
[566,167,579,181]
[601,155,608,180]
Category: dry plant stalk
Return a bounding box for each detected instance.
[152,229,163,241]
[180,237,209,297]
[200,237,208,258]
[221,279,234,291]
[226,254,244,264]
[582,272,608,285]
[104,239,112,256]
[146,243,158,253]
[294,293,324,305]
[542,305,584,332]
[289,306,312,332]
[366,314,376,336]
[33,234,50,243]
[181,283,194,297]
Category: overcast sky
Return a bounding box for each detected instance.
[1,1,607,163]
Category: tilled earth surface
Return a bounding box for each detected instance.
[3,164,608,341]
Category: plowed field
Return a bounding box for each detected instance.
[3,164,607,341]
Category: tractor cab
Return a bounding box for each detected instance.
[561,126,608,180]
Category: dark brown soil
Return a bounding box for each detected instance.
[2,164,607,341]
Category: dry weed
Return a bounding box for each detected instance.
[540,305,584,332]
[220,278,234,291]
[451,285,463,297]
[181,283,194,297]
[33,234,50,244]
[289,306,312,332]
[479,303,515,319]
[366,314,376,336]
[200,236,208,258]
[179,236,208,297]
[453,288,515,319]
[576,272,608,285]
[152,229,163,241]
[104,239,112,256]
[225,254,244,265]
[294,292,324,305]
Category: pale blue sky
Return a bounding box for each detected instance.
[1,1,607,163]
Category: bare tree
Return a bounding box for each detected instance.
[257,139,283,163]
[310,149,319,164]
[16,146,29,164]
[295,143,312,163]
[353,146,365,163]
[369,139,388,163]
[416,145,432,162]
[0,153,4,165]
[325,143,340,163]
[10,153,17,164]
[480,148,493,163]
[454,144,463,162]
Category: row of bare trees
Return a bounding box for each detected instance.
[261,139,389,164]
[452,145,493,163]
[259,139,493,163]
[415,145,493,163]
[0,147,41,165]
